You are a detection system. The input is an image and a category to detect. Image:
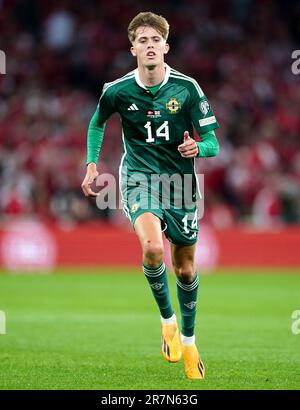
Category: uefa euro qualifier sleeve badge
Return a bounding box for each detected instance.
[166,98,181,114]
[200,100,210,116]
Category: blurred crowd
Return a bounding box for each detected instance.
[0,0,299,228]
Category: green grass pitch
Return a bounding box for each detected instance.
[0,268,300,390]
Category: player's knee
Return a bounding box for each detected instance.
[143,240,164,266]
[175,266,196,284]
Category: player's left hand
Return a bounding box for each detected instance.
[178,131,199,158]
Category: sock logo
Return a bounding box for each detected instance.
[184,301,197,309]
[150,282,164,291]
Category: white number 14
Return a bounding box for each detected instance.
[182,211,198,234]
[144,121,169,143]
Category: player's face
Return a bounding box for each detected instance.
[131,26,169,68]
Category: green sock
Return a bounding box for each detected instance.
[143,262,174,319]
[176,273,199,337]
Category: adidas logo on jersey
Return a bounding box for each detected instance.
[127,103,139,111]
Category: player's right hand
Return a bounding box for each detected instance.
[81,162,99,197]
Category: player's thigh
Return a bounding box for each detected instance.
[134,212,164,254]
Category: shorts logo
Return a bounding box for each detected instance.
[200,100,210,116]
[166,98,181,114]
[150,282,164,290]
[184,301,197,309]
[130,203,140,214]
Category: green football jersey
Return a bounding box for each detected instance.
[87,64,219,207]
[91,64,219,175]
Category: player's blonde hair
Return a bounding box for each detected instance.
[127,12,169,43]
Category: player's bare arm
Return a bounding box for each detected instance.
[81,162,99,197]
[178,131,199,158]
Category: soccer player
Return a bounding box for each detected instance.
[81,12,219,379]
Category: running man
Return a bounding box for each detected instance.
[81,12,219,379]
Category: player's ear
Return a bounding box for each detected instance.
[164,43,170,55]
[130,46,137,57]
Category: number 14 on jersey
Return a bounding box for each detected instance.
[144,121,169,143]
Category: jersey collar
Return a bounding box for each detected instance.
[134,64,171,90]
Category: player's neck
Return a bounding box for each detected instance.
[138,63,165,86]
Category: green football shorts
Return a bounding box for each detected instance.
[122,188,199,246]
